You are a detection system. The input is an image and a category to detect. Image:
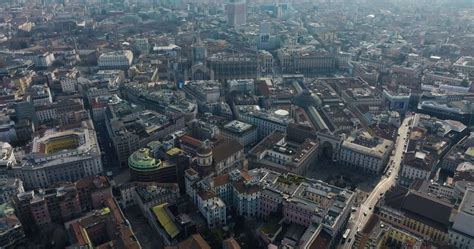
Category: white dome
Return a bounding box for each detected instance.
[274,109,289,117]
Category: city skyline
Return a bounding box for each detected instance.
[0,0,472,249]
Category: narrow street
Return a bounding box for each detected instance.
[340,115,413,249]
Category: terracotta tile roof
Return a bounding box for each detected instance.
[240,170,251,181]
[233,180,261,195]
[105,198,141,249]
[213,174,230,187]
[91,99,106,109]
[309,229,331,249]
[165,234,211,249]
[180,135,203,149]
[222,237,241,249]
[70,222,88,246]
[197,190,216,200]
[249,131,285,155]
[75,175,109,189]
[212,139,243,163]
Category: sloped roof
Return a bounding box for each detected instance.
[179,234,210,249]
[152,204,179,239]
[401,191,453,228]
[384,186,453,231]
[165,234,210,249]
[213,139,243,163]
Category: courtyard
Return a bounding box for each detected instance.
[307,158,383,206]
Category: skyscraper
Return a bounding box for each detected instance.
[225,0,247,28]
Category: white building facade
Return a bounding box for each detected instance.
[400,152,433,187]
[339,133,393,174]
[12,127,103,189]
[221,120,258,147]
[239,109,292,139]
[197,192,227,228]
[98,50,133,69]
[449,189,474,249]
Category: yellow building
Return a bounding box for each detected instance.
[43,135,80,154]
[381,226,424,248]
[355,217,424,249]
[12,73,33,94]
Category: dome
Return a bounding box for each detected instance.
[274,109,289,117]
[197,145,212,156]
[197,141,212,157]
[292,89,322,108]
[197,141,213,168]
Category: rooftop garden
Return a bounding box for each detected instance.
[277,174,304,185]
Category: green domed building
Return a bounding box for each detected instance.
[128,147,177,182]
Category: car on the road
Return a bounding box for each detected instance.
[369,207,372,210]
[351,207,357,212]
[342,228,351,243]
[363,212,367,216]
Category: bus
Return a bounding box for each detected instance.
[383,164,391,175]
[342,228,351,241]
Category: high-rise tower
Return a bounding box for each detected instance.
[225,0,247,28]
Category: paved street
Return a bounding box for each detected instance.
[340,115,414,249]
